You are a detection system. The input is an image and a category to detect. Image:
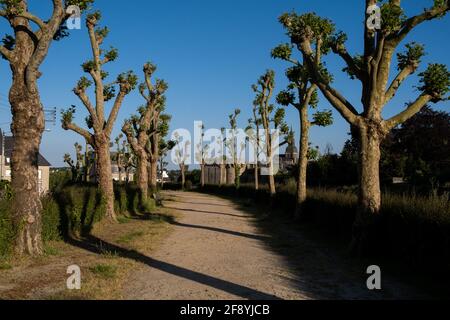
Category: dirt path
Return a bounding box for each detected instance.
[123,191,430,300]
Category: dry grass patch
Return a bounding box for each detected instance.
[0,205,177,300]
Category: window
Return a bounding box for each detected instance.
[38,170,42,180]
[6,157,10,164]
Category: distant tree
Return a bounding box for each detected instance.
[122,62,167,203]
[63,142,84,182]
[252,70,289,195]
[150,113,172,189]
[226,109,245,189]
[279,3,450,252]
[122,140,135,184]
[173,132,190,190]
[195,123,210,187]
[383,106,450,186]
[62,12,137,221]
[0,0,94,255]
[113,134,125,182]
[272,43,333,218]
[218,128,227,186]
[246,105,262,191]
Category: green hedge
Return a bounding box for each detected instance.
[199,184,450,272]
[0,184,155,259]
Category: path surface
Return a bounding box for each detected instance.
[123,191,429,300]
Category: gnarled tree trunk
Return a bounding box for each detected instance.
[95,137,116,221]
[10,77,45,255]
[137,150,149,204]
[150,159,158,191]
[295,107,309,219]
[351,122,384,254]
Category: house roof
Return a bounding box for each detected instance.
[0,130,52,167]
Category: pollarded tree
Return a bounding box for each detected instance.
[226,109,246,189]
[173,132,190,190]
[279,2,450,252]
[122,62,168,203]
[272,44,333,218]
[195,123,210,187]
[63,142,84,182]
[62,12,137,221]
[0,0,94,255]
[252,70,289,195]
[218,127,227,186]
[148,113,172,190]
[246,105,262,191]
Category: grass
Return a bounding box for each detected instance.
[117,231,144,244]
[0,260,12,270]
[117,216,131,224]
[89,264,118,279]
[0,195,177,300]
[43,245,61,257]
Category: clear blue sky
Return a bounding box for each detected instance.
[0,0,449,167]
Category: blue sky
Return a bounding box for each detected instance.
[0,0,449,167]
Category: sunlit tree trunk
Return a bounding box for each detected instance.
[10,79,45,255]
[295,107,309,218]
[95,137,116,221]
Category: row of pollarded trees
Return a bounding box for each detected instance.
[0,0,171,256]
[62,13,172,218]
[272,1,450,253]
[61,11,137,221]
[121,62,173,205]
[0,0,96,255]
[196,1,450,256]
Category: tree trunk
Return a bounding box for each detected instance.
[268,172,276,195]
[295,108,309,219]
[180,164,186,189]
[234,164,241,190]
[10,87,45,256]
[95,140,116,221]
[150,159,158,191]
[137,151,148,204]
[254,161,259,191]
[351,123,383,255]
[118,155,122,183]
[200,163,205,187]
[219,163,226,186]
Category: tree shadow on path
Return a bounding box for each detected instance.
[67,234,281,300]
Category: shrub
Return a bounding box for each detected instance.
[184,180,193,191]
[0,199,13,259]
[41,195,61,241]
[0,183,161,258]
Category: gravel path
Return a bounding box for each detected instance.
[123,191,430,300]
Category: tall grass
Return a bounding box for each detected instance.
[199,184,450,271]
[0,183,156,259]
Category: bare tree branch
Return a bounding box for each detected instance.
[390,3,450,45]
[386,93,433,129]
[299,40,359,124]
[74,89,99,126]
[105,90,126,136]
[0,45,13,61]
[384,65,416,104]
[65,122,93,143]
